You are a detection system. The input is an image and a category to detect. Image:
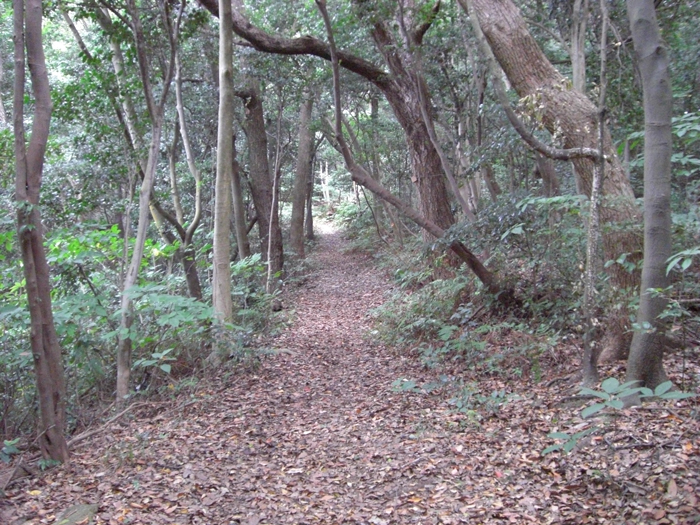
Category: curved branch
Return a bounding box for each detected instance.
[196,0,390,88]
[414,0,441,45]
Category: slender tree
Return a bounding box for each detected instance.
[13,0,69,461]
[625,0,673,390]
[116,0,180,400]
[212,0,235,322]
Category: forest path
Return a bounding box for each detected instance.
[5,222,699,525]
[207,221,463,523]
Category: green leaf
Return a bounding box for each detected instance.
[579,387,610,400]
[542,444,563,455]
[563,440,578,453]
[608,399,624,410]
[159,364,172,374]
[654,381,673,396]
[581,403,606,418]
[547,432,571,440]
[659,391,696,400]
[601,377,621,394]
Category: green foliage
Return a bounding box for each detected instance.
[667,246,700,275]
[543,379,696,455]
[542,428,597,455]
[450,382,512,418]
[134,348,176,375]
[1,438,20,463]
[580,378,696,419]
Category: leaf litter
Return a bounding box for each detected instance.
[1,222,698,524]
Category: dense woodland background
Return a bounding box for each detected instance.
[0,0,699,475]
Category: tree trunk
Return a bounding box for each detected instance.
[231,135,251,260]
[371,20,456,238]
[236,83,284,276]
[625,0,672,390]
[212,0,235,322]
[290,92,314,259]
[535,154,560,197]
[305,156,315,240]
[571,0,589,94]
[467,0,643,357]
[13,0,69,461]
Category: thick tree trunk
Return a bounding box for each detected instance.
[468,0,643,356]
[624,0,672,390]
[236,83,284,276]
[371,21,456,237]
[290,92,314,259]
[14,0,69,461]
[317,0,509,304]
[212,0,235,322]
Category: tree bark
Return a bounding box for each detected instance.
[571,0,589,94]
[212,0,235,322]
[624,0,672,390]
[290,92,314,259]
[235,83,284,276]
[13,0,69,461]
[231,135,251,260]
[466,0,643,357]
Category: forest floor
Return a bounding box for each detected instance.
[2,222,699,525]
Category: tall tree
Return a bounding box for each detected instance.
[314,0,509,303]
[290,90,314,259]
[13,0,69,461]
[625,0,672,390]
[235,81,284,277]
[212,0,235,322]
[115,0,180,400]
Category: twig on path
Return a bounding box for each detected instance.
[68,401,154,449]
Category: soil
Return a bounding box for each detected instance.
[1,222,698,524]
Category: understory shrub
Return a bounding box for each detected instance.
[0,221,277,440]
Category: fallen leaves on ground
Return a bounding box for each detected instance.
[1,222,698,524]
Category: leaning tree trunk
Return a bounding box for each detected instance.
[290,92,314,259]
[624,0,672,390]
[13,0,69,462]
[468,0,643,358]
[370,21,456,238]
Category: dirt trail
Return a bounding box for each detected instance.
[4,222,699,525]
